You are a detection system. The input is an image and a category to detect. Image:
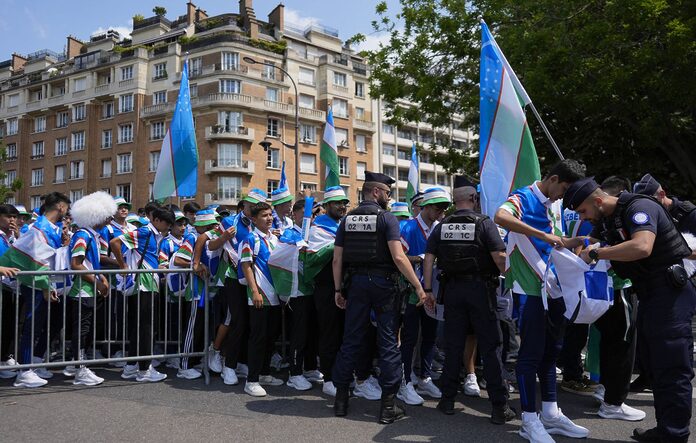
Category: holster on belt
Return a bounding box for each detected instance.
[436,272,448,305]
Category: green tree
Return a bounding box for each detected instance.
[354,0,696,195]
[0,141,22,202]
[152,6,167,17]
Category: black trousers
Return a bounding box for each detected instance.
[247,305,281,382]
[288,296,311,376]
[180,300,205,370]
[70,297,101,363]
[559,322,590,382]
[1,288,16,361]
[594,288,637,406]
[127,292,155,370]
[222,278,249,369]
[313,275,345,382]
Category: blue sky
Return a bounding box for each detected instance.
[0,0,399,61]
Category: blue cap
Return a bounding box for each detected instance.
[633,174,660,196]
[563,177,600,210]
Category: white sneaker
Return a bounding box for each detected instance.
[121,364,139,379]
[151,359,162,368]
[354,378,382,401]
[74,367,104,386]
[177,368,202,380]
[598,402,646,421]
[463,373,481,397]
[365,375,381,391]
[287,375,312,391]
[166,358,180,369]
[397,380,424,405]
[519,413,555,443]
[63,365,78,377]
[208,345,223,373]
[32,356,43,364]
[34,367,54,379]
[270,353,288,371]
[13,370,48,388]
[303,369,324,383]
[540,409,590,438]
[245,381,267,397]
[236,363,249,378]
[258,375,283,386]
[0,369,15,379]
[136,365,167,382]
[222,366,239,385]
[323,381,337,396]
[416,377,442,399]
[87,349,105,360]
[593,384,605,404]
[0,358,18,378]
[110,350,126,368]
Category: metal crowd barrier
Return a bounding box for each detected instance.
[0,268,210,385]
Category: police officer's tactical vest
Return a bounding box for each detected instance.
[601,193,691,280]
[342,204,396,271]
[669,199,696,231]
[435,212,498,277]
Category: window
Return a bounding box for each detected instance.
[301,182,317,192]
[8,94,19,107]
[121,65,133,80]
[299,94,315,109]
[70,161,85,179]
[149,152,160,172]
[333,72,347,87]
[190,83,198,97]
[267,180,279,195]
[118,124,133,143]
[335,128,348,147]
[267,148,280,169]
[355,107,365,120]
[97,101,112,120]
[421,152,431,163]
[153,62,167,79]
[221,52,239,71]
[263,62,276,80]
[151,121,166,140]
[299,67,315,86]
[72,103,86,121]
[383,124,394,135]
[217,176,242,200]
[438,175,449,186]
[383,143,395,156]
[339,157,349,176]
[421,171,435,184]
[217,143,242,167]
[101,159,112,177]
[333,98,348,118]
[267,118,280,137]
[56,111,69,128]
[73,77,87,92]
[398,168,409,182]
[31,168,44,187]
[119,94,133,113]
[102,130,112,148]
[355,81,365,98]
[31,141,44,159]
[70,190,83,202]
[117,184,131,203]
[189,57,202,76]
[266,87,279,102]
[30,89,43,102]
[34,116,46,133]
[55,138,68,156]
[6,118,18,135]
[300,124,316,143]
[54,165,65,183]
[117,153,132,174]
[31,195,42,209]
[6,143,17,160]
[300,154,316,174]
[219,79,241,94]
[71,131,85,151]
[355,134,367,152]
[4,170,16,186]
[153,90,167,105]
[398,149,409,160]
[357,162,367,180]
[383,165,396,177]
[218,111,243,131]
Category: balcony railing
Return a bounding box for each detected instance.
[204,159,255,175]
[353,118,376,132]
[205,191,242,206]
[205,126,255,142]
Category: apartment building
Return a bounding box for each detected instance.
[0,1,375,209]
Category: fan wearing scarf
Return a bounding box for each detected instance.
[65,192,116,386]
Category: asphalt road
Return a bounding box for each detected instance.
[1,366,693,442]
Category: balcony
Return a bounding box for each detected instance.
[198,92,252,107]
[320,81,351,97]
[204,159,255,175]
[141,102,175,117]
[205,192,241,206]
[205,126,255,142]
[299,107,325,122]
[353,118,375,132]
[95,83,111,95]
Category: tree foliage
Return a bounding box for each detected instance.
[152,6,167,17]
[354,0,696,195]
[0,141,22,203]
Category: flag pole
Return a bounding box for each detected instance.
[527,102,564,160]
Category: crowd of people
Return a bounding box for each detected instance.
[0,162,694,443]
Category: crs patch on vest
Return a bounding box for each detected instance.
[631,212,650,225]
[441,223,475,241]
[345,215,377,232]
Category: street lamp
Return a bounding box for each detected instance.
[243,56,300,193]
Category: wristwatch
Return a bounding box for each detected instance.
[588,249,600,261]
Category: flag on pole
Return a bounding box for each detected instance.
[279,160,287,189]
[153,59,199,200]
[406,142,419,210]
[320,106,340,188]
[479,20,541,217]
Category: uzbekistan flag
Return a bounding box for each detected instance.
[320,106,340,188]
[0,224,58,290]
[479,20,541,217]
[406,142,419,210]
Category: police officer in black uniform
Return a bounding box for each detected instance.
[332,171,430,424]
[422,176,516,424]
[633,173,696,234]
[564,177,696,443]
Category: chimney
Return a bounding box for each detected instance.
[11,53,27,72]
[195,7,208,22]
[66,36,85,60]
[186,1,197,25]
[239,0,259,39]
[268,3,284,34]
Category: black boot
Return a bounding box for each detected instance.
[379,393,406,424]
[437,397,455,415]
[334,386,349,417]
[490,403,517,425]
[631,427,661,442]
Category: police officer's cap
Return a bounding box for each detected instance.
[563,177,600,210]
[453,175,477,190]
[364,171,395,187]
[633,173,661,196]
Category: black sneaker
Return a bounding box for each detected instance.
[631,427,661,442]
[437,398,455,415]
[629,376,652,393]
[490,404,517,425]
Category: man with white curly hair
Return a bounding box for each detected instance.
[67,191,116,386]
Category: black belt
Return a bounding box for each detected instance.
[348,267,397,279]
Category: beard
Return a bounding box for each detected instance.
[377,196,389,210]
